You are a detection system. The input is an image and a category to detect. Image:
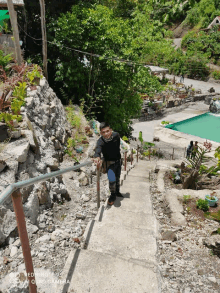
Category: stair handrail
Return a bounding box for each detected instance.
[0,160,92,206]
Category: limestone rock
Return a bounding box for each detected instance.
[76,213,86,220]
[81,194,90,202]
[10,246,18,257]
[203,235,220,256]
[25,96,34,108]
[51,229,69,241]
[21,129,37,152]
[24,193,39,225]
[13,238,21,247]
[17,172,33,204]
[0,206,17,246]
[8,128,21,139]
[161,230,177,242]
[36,182,51,206]
[26,221,39,235]
[0,159,7,172]
[208,87,215,93]
[209,99,220,113]
[45,157,59,170]
[3,139,30,163]
[54,139,62,150]
[78,172,86,180]
[35,234,51,244]
[80,176,89,186]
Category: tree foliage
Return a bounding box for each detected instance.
[182,29,220,64]
[184,0,220,28]
[51,4,162,134]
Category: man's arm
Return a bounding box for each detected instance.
[94,138,103,158]
[92,138,103,167]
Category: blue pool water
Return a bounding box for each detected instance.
[165,112,220,143]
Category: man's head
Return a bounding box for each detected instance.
[100,122,112,139]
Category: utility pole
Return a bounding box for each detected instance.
[7,0,22,65]
[39,0,48,80]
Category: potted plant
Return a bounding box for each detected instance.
[76,146,83,153]
[205,192,218,207]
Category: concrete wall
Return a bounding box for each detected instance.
[0,34,14,47]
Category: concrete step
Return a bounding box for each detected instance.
[99,206,158,232]
[84,220,157,264]
[118,185,153,213]
[57,249,159,293]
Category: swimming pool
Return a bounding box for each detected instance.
[165,112,220,143]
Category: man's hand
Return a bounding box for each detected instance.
[92,157,102,168]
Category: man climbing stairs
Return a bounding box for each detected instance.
[56,160,160,293]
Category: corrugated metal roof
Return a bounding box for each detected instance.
[0,0,24,6]
[145,65,169,73]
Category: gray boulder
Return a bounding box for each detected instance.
[209,100,220,113]
[0,206,17,246]
[24,193,39,225]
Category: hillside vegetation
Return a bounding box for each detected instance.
[12,0,220,134]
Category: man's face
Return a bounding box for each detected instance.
[100,126,112,139]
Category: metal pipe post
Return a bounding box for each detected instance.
[11,190,37,293]
[172,148,174,160]
[124,151,127,171]
[96,165,100,208]
[137,146,139,162]
[149,148,151,161]
[131,149,133,165]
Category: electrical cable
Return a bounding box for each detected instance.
[17,23,218,72]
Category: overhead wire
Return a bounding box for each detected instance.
[17,23,216,72]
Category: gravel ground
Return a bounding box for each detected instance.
[150,169,220,293]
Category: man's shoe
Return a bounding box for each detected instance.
[107,200,114,205]
[116,192,123,197]
[108,194,116,205]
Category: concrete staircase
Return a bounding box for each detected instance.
[56,160,160,293]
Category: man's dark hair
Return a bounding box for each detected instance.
[100,122,110,131]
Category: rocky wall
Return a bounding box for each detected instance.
[0,78,72,246]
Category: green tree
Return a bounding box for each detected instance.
[51,4,162,135]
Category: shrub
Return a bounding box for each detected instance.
[183,195,191,204]
[212,71,220,80]
[184,6,201,27]
[196,199,209,212]
[199,164,208,174]
[161,121,169,125]
[143,142,155,149]
[66,106,82,130]
[138,131,143,144]
[122,136,129,142]
[0,50,13,69]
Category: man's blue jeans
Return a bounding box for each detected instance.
[107,160,121,201]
